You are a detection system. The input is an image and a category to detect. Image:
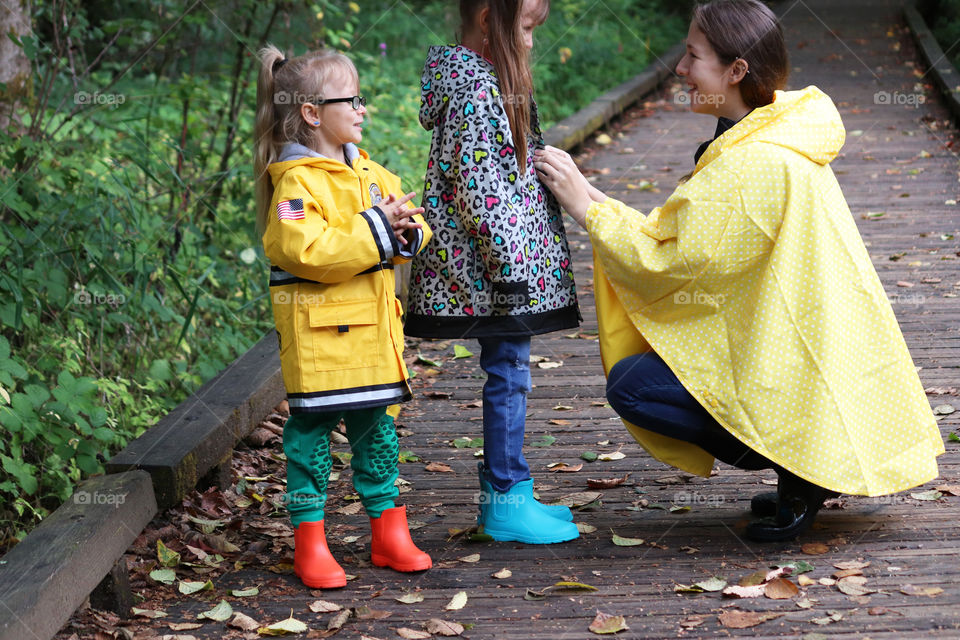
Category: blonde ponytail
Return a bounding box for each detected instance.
[255,44,285,235]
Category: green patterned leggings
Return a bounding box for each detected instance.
[283,406,399,526]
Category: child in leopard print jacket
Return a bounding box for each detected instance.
[405,0,581,545]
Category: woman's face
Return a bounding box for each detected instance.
[675,21,740,118]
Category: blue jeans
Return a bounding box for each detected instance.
[606,352,772,470]
[478,337,532,492]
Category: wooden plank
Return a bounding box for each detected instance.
[106,332,284,509]
[0,471,156,640]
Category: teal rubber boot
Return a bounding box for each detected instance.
[477,463,573,522]
[478,479,580,544]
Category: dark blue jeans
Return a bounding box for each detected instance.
[606,352,773,470]
[478,336,533,492]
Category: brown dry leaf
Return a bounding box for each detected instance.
[764,577,799,599]
[309,600,342,613]
[717,610,784,629]
[738,570,768,587]
[354,606,392,621]
[798,575,816,587]
[227,612,259,631]
[868,606,904,616]
[396,629,432,640]
[679,614,709,629]
[900,584,944,597]
[491,568,512,579]
[586,474,630,489]
[328,609,350,630]
[588,611,629,634]
[167,623,204,631]
[832,568,863,580]
[801,542,830,555]
[555,491,602,507]
[335,502,364,516]
[423,391,453,399]
[458,553,480,563]
[548,462,583,473]
[424,619,465,636]
[458,401,482,409]
[425,462,454,473]
[548,419,572,426]
[837,576,875,596]
[833,560,870,570]
[935,484,960,496]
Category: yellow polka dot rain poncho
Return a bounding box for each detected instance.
[588,86,943,496]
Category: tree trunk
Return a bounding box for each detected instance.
[0,0,32,132]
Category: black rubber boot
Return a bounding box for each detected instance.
[745,471,837,542]
[750,491,780,517]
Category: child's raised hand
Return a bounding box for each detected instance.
[379,192,424,245]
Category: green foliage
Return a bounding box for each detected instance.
[928,1,960,68]
[0,0,687,540]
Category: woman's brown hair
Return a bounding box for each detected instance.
[693,0,788,109]
[460,0,549,172]
[253,45,358,234]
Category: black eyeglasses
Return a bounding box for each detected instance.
[315,96,367,110]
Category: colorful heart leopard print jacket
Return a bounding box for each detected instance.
[404,45,580,339]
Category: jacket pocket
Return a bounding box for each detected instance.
[309,299,380,371]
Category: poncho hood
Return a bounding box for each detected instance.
[697,86,846,170]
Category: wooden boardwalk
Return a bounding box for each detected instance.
[58,1,960,638]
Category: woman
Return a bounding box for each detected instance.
[534,0,943,541]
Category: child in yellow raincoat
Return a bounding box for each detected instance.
[254,46,433,587]
[534,0,943,541]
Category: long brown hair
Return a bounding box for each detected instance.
[693,0,788,108]
[254,45,358,234]
[460,0,549,172]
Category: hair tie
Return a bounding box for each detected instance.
[273,58,287,73]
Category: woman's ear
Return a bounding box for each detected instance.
[728,58,749,85]
[477,5,490,38]
[301,102,320,127]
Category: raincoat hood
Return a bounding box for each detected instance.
[419,45,494,130]
[697,86,846,170]
[268,142,365,183]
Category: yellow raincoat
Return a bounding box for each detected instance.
[263,143,432,413]
[588,86,943,496]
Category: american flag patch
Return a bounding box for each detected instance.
[276,198,305,221]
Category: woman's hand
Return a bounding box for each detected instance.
[533,146,605,227]
[380,192,423,245]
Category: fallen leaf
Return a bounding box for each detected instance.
[801,542,830,555]
[777,560,815,575]
[900,584,944,597]
[530,435,557,447]
[555,491,602,507]
[811,611,844,625]
[178,580,214,595]
[328,609,350,630]
[425,462,454,473]
[832,568,863,580]
[611,532,645,546]
[837,576,875,596]
[424,618,465,636]
[538,361,563,369]
[453,344,473,359]
[397,629,432,639]
[577,522,598,534]
[149,568,176,584]
[258,615,308,635]
[229,612,260,631]
[935,484,960,496]
[231,586,260,597]
[833,560,870,570]
[587,474,629,489]
[580,451,599,462]
[491,568,512,579]
[722,584,766,599]
[765,578,799,599]
[309,600,342,613]
[588,611,629,634]
[933,404,955,415]
[594,133,613,146]
[548,418,571,426]
[910,489,943,501]
[717,610,783,629]
[198,600,233,622]
[354,606,392,621]
[168,623,204,631]
[597,451,626,461]
[553,581,598,592]
[458,554,480,563]
[679,614,709,629]
[445,591,468,610]
[798,575,816,587]
[548,462,583,473]
[395,593,424,604]
[676,577,727,593]
[157,540,181,567]
[132,607,168,619]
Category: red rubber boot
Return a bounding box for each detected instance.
[369,506,432,572]
[293,521,346,588]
